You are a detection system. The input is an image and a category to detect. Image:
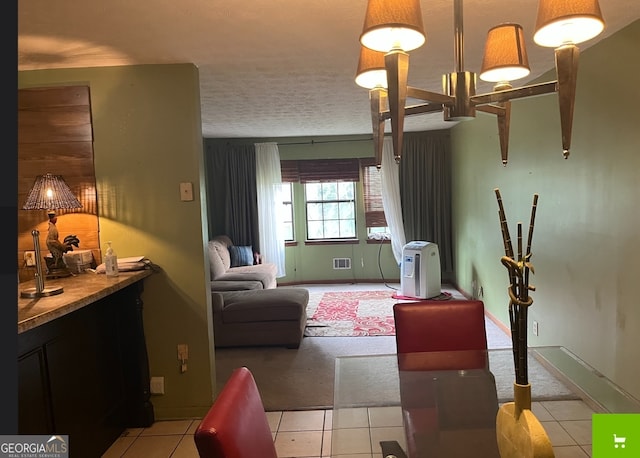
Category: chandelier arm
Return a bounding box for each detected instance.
[555,44,579,159]
[385,50,409,163]
[370,88,387,169]
[497,101,511,166]
[379,102,444,120]
[476,104,511,165]
[471,81,557,106]
[475,105,503,116]
[406,87,454,105]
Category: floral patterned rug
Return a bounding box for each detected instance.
[304,290,408,337]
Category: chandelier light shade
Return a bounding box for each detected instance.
[360,0,425,53]
[355,46,388,89]
[356,0,605,165]
[23,173,82,210]
[534,0,605,48]
[480,23,531,83]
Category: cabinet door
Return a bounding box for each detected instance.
[18,347,53,433]
[46,298,127,456]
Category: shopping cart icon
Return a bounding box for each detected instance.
[613,433,626,448]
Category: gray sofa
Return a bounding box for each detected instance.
[212,288,309,348]
[208,235,277,291]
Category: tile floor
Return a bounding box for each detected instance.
[102,283,597,457]
[102,399,596,457]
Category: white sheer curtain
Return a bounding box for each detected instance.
[255,142,286,277]
[380,136,406,265]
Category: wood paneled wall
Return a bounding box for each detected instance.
[18,86,100,283]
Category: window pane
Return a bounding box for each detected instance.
[340,220,356,238]
[322,182,338,200]
[308,221,324,239]
[323,202,339,220]
[324,220,340,238]
[283,222,293,241]
[339,202,354,219]
[306,183,322,200]
[307,202,323,220]
[281,183,291,201]
[281,183,294,242]
[338,182,354,200]
[305,181,356,240]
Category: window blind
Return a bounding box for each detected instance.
[280,158,360,183]
[361,158,388,227]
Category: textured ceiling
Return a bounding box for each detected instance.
[18,0,640,139]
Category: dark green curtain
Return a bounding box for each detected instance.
[399,130,454,279]
[203,140,260,251]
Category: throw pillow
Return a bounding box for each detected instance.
[229,245,254,267]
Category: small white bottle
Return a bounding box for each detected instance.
[105,241,119,277]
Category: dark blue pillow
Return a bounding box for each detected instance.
[229,245,254,267]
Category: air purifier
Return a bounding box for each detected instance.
[401,241,441,299]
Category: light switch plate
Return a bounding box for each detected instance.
[179,182,194,201]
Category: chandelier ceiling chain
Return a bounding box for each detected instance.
[356,0,605,167]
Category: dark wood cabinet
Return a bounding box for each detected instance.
[18,273,154,458]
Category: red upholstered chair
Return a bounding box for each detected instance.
[393,300,498,457]
[194,366,278,458]
[393,299,489,370]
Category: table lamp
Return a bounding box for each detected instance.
[21,173,82,298]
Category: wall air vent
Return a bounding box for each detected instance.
[333,258,352,270]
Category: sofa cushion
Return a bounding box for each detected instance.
[208,239,231,279]
[219,264,278,289]
[208,235,277,290]
[211,280,264,291]
[229,245,254,267]
[218,288,309,324]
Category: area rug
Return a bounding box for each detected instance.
[304,289,457,337]
[304,290,399,337]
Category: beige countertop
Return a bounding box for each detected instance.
[18,270,153,334]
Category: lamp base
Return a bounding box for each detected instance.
[20,285,64,298]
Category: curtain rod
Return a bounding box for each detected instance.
[277,137,374,146]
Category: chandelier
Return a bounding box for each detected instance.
[355,0,605,166]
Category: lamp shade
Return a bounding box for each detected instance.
[480,23,531,83]
[360,0,426,53]
[534,0,605,48]
[22,173,82,210]
[355,46,388,89]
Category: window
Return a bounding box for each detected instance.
[362,161,390,240]
[281,182,294,241]
[305,181,356,240]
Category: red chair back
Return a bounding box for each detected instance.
[194,366,278,458]
[393,300,489,370]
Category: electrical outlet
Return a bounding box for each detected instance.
[532,320,539,336]
[150,376,165,395]
[24,251,36,266]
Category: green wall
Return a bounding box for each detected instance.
[451,20,640,401]
[19,64,215,419]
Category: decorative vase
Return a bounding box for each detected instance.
[496,382,554,458]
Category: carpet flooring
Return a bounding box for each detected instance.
[214,284,577,411]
